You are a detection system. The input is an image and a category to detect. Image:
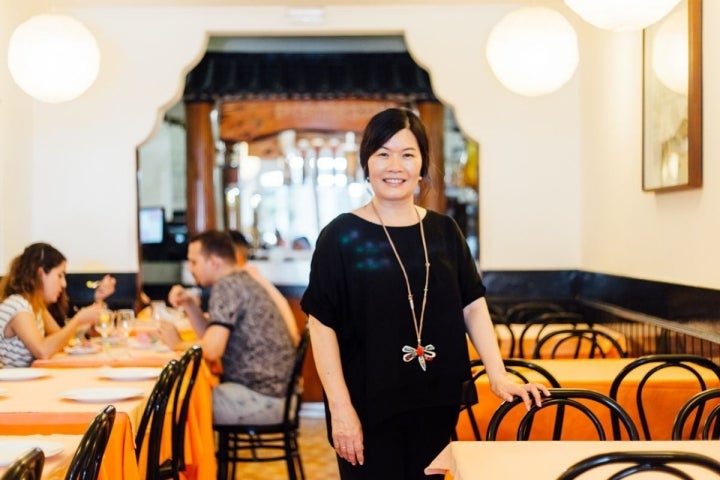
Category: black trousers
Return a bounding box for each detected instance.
[337,406,459,480]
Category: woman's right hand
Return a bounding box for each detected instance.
[330,404,364,466]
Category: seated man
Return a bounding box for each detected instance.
[227,230,301,347]
[157,230,296,425]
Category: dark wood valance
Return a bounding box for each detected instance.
[183,51,437,103]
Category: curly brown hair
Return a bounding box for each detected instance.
[0,242,67,314]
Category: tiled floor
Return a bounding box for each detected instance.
[222,407,340,480]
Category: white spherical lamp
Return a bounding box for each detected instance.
[8,14,101,103]
[564,0,682,31]
[652,7,688,95]
[486,7,579,97]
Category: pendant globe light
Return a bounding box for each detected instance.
[651,7,688,95]
[564,0,682,31]
[486,7,579,97]
[7,14,100,103]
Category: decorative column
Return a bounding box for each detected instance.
[416,101,446,213]
[185,101,217,235]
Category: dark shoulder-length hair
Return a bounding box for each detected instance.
[189,230,236,263]
[0,243,66,307]
[359,107,430,179]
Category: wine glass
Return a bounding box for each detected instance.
[115,309,135,344]
[95,309,115,352]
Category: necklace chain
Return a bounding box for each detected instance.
[371,202,430,346]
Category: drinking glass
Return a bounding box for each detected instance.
[95,309,115,352]
[115,309,136,344]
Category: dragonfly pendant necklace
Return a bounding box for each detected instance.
[371,202,435,371]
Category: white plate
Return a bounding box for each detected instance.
[60,387,144,402]
[0,440,64,467]
[0,368,49,381]
[98,367,161,381]
[64,344,101,355]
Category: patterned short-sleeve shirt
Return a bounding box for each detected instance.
[208,271,295,398]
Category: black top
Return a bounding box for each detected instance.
[301,210,486,428]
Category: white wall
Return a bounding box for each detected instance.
[0,2,718,291]
[0,0,36,269]
[579,1,720,289]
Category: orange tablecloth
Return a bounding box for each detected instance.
[0,368,154,479]
[426,440,720,480]
[473,324,627,359]
[456,358,720,441]
[31,346,217,480]
[0,434,83,480]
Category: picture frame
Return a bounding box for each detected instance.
[642,0,702,192]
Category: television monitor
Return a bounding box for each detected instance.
[139,207,165,245]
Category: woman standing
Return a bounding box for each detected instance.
[301,108,548,479]
[0,242,114,367]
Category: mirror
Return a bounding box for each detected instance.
[137,36,481,267]
[642,0,702,192]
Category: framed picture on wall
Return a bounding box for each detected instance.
[642,0,702,192]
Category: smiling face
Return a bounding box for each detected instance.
[40,261,67,304]
[367,128,423,204]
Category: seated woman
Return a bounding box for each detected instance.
[0,242,115,367]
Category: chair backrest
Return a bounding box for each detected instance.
[517,312,586,358]
[135,359,181,479]
[609,354,720,440]
[557,451,720,479]
[672,387,720,440]
[1,447,44,480]
[65,405,116,480]
[283,329,311,427]
[486,388,639,441]
[458,359,562,440]
[531,328,627,359]
[168,345,203,475]
[504,301,566,324]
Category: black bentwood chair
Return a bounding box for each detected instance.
[456,358,562,440]
[486,388,639,441]
[65,405,116,480]
[532,328,627,359]
[556,451,720,479]
[608,354,720,440]
[672,387,720,440]
[214,330,311,480]
[517,312,587,358]
[160,345,203,480]
[135,359,181,480]
[0,447,44,480]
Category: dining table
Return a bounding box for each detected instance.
[0,433,83,480]
[455,357,720,441]
[28,337,218,480]
[0,367,157,479]
[426,440,720,480]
